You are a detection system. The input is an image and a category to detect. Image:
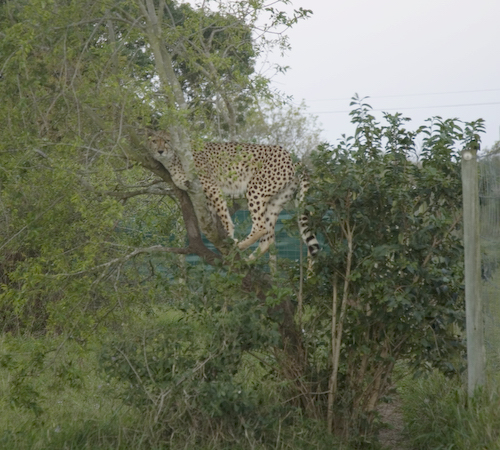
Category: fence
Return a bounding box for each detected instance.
[184,210,307,266]
[478,150,500,375]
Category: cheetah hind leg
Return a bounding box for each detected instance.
[236,204,268,250]
[247,198,282,264]
[247,229,275,260]
[238,177,289,254]
[237,226,267,251]
[248,230,277,273]
[238,202,277,252]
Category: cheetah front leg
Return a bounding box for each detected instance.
[205,187,236,241]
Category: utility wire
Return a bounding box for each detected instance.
[311,101,500,115]
[307,88,500,103]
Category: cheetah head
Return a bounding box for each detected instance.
[148,130,172,161]
[147,130,188,188]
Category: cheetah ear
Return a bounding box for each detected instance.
[146,128,168,137]
[159,130,171,141]
[146,129,171,143]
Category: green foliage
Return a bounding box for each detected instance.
[0,0,491,446]
[301,96,485,435]
[399,369,500,449]
[0,339,47,417]
[0,330,343,450]
[166,1,257,131]
[236,99,323,156]
[0,0,313,335]
[0,2,321,444]
[98,273,285,447]
[0,336,147,450]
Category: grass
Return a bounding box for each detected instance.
[4,320,500,449]
[482,253,500,374]
[398,368,500,450]
[0,335,145,450]
[0,325,342,450]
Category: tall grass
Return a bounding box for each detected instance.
[398,369,500,449]
[0,335,145,450]
[0,332,344,450]
[5,336,500,450]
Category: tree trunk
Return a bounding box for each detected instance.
[137,0,230,253]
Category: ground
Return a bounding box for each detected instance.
[378,395,408,449]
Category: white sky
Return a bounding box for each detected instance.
[264,0,500,150]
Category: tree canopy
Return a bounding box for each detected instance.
[0,0,313,265]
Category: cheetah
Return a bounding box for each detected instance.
[149,131,320,258]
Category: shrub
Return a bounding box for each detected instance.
[98,290,291,448]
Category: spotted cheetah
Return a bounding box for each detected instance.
[149,131,320,258]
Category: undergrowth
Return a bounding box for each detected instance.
[0,324,342,450]
[398,369,500,450]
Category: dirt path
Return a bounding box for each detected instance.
[378,395,409,449]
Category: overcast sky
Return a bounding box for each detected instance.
[264,0,500,150]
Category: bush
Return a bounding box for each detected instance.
[98,289,289,448]
[0,335,144,450]
[301,97,484,435]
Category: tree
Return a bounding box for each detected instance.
[0,0,313,331]
[0,5,318,443]
[236,99,324,157]
[0,0,312,266]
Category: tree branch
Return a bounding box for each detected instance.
[55,241,219,279]
[99,184,174,200]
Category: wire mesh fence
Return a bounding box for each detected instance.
[479,152,500,372]
[185,209,307,266]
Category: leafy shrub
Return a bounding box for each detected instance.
[98,288,292,448]
[300,97,484,436]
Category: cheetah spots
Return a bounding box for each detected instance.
[150,138,319,259]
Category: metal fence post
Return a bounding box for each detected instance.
[461,146,486,395]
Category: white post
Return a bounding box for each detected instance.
[461,147,486,395]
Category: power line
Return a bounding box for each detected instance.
[307,88,500,103]
[311,101,500,115]
[374,88,500,99]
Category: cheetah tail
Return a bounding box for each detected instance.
[297,175,320,258]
